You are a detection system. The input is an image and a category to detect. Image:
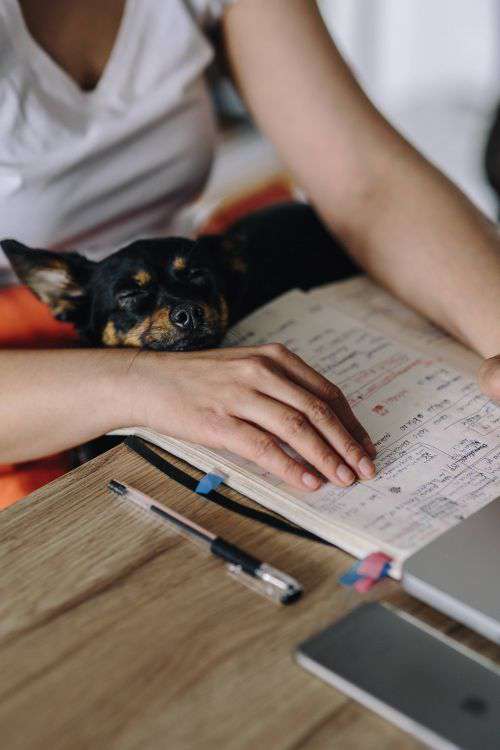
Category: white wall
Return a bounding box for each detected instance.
[318,0,500,216]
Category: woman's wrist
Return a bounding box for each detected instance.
[0,347,163,464]
[93,348,150,432]
[117,348,176,430]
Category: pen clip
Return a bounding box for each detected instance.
[226,563,303,605]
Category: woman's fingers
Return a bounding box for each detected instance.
[179,344,376,485]
[216,417,323,491]
[478,355,500,400]
[235,394,357,487]
[236,353,376,480]
[333,391,376,457]
[256,376,375,481]
[195,344,373,455]
[254,343,376,455]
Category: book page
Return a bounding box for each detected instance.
[223,290,500,561]
[310,276,481,376]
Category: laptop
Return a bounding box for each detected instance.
[402,498,500,644]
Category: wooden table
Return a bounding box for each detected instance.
[1,444,499,750]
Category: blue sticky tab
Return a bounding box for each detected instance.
[195,473,224,496]
[339,553,393,591]
[339,561,363,587]
[380,561,392,578]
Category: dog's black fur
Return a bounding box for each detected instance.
[1,203,359,351]
[1,203,359,462]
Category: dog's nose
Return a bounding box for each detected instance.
[170,303,204,330]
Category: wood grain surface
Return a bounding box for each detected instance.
[1,443,499,750]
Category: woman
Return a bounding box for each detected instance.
[1,0,500,495]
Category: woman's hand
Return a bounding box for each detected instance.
[478,356,500,401]
[128,343,376,491]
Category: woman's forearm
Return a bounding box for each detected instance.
[0,349,135,463]
[333,136,500,359]
[225,0,500,358]
[0,343,378,490]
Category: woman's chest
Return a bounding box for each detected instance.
[18,0,127,92]
[0,0,218,267]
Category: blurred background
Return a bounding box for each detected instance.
[186,0,500,234]
[318,0,500,218]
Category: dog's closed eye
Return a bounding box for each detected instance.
[187,268,209,286]
[115,286,152,310]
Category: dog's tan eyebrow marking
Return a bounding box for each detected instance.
[229,256,247,273]
[222,238,247,274]
[172,256,187,271]
[133,270,152,286]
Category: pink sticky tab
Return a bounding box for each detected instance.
[353,576,378,593]
[357,552,392,579]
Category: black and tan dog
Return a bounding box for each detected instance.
[1,203,359,351]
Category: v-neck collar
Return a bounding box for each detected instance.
[7,0,134,105]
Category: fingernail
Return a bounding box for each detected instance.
[359,456,376,478]
[337,464,356,485]
[302,472,321,490]
[363,437,377,457]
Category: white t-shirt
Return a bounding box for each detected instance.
[0,0,237,286]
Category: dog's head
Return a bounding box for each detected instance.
[1,235,247,351]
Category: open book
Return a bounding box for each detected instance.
[115,277,500,578]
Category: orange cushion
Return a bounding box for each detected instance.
[200,178,293,234]
[1,178,293,509]
[0,286,78,509]
[0,285,78,349]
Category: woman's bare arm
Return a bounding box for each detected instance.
[0,345,377,489]
[0,349,133,463]
[224,0,500,366]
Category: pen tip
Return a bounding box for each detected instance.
[108,480,127,496]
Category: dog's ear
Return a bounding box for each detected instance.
[197,233,248,276]
[196,233,249,324]
[195,234,224,255]
[0,239,95,321]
